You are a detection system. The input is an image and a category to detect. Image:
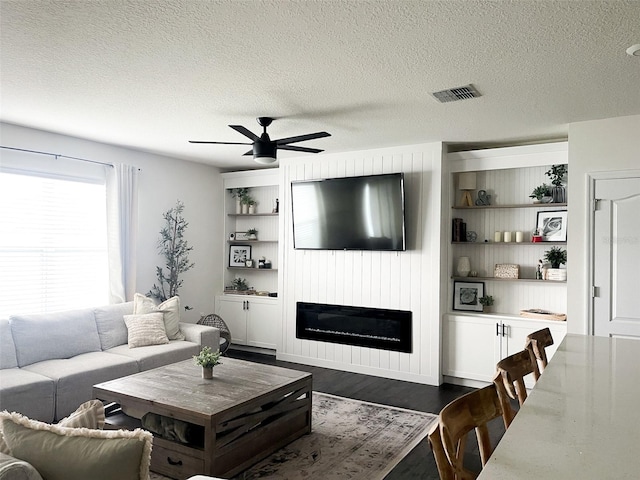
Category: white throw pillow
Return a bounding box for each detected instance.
[124,313,169,348]
[133,293,185,341]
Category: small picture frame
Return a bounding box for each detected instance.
[536,210,568,242]
[453,281,485,312]
[234,231,250,241]
[229,245,251,267]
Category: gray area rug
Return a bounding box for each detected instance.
[151,392,437,480]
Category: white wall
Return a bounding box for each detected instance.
[0,123,224,322]
[277,142,444,385]
[567,114,640,334]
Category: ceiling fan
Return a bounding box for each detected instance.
[189,117,331,164]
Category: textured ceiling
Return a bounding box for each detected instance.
[1,0,639,170]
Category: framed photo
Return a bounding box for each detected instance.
[453,281,485,312]
[234,231,250,241]
[229,245,251,267]
[536,210,568,242]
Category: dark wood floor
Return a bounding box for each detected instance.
[228,348,508,479]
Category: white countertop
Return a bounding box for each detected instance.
[479,333,640,479]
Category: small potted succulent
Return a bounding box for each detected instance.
[531,227,543,243]
[246,228,258,240]
[193,346,222,379]
[479,295,494,313]
[529,184,551,203]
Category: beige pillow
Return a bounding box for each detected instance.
[133,293,185,340]
[0,411,152,480]
[0,400,105,455]
[124,313,169,348]
[58,400,105,429]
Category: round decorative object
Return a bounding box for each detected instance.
[197,314,232,354]
[456,256,471,277]
[466,231,477,242]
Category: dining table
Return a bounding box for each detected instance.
[478,333,640,479]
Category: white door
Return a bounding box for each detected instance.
[216,296,247,345]
[246,298,280,350]
[592,176,640,338]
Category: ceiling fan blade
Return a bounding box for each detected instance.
[275,131,331,145]
[229,125,260,141]
[278,144,324,154]
[242,149,254,156]
[189,141,252,145]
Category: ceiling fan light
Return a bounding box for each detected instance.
[254,155,277,164]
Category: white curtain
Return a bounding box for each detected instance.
[106,164,139,303]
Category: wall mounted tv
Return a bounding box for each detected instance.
[291,173,406,251]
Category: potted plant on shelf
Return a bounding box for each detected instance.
[529,184,552,203]
[545,164,568,203]
[193,346,222,379]
[479,295,494,313]
[231,188,249,214]
[231,277,249,291]
[544,246,567,281]
[246,228,258,240]
[239,190,254,214]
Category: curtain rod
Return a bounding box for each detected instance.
[0,145,114,168]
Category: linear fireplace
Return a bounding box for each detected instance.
[296,302,412,353]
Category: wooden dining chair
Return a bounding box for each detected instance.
[525,327,554,379]
[429,384,512,479]
[493,348,539,427]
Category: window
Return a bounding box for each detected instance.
[0,171,109,316]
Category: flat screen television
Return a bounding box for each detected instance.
[291,173,406,251]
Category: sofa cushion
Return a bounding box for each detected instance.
[0,369,55,423]
[9,309,101,367]
[0,452,43,480]
[0,411,152,480]
[0,320,18,369]
[133,294,185,340]
[22,352,138,421]
[94,302,134,350]
[106,340,200,372]
[124,313,169,348]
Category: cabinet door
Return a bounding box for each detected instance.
[443,314,501,382]
[246,299,280,350]
[216,297,247,345]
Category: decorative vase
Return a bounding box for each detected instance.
[456,256,471,277]
[483,306,492,313]
[236,200,242,214]
[551,186,565,203]
[241,203,249,214]
[202,366,213,379]
[248,204,256,214]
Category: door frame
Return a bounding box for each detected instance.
[587,169,640,335]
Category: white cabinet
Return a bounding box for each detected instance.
[216,295,280,350]
[443,313,566,386]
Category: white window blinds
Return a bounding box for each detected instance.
[0,171,109,317]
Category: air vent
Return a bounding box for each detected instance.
[431,84,481,103]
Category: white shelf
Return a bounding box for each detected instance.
[452,276,566,284]
[452,203,567,210]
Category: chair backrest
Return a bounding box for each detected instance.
[494,349,539,427]
[432,384,511,479]
[525,327,554,379]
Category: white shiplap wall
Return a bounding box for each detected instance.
[276,143,444,385]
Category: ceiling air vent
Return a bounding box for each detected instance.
[431,84,481,103]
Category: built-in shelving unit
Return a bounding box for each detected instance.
[442,142,569,386]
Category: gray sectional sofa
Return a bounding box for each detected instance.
[0,302,220,423]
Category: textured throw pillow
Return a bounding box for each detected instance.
[133,293,185,340]
[0,411,152,480]
[0,400,105,455]
[57,400,105,430]
[124,313,169,348]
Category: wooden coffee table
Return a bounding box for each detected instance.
[93,358,312,479]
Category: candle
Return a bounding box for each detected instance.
[504,231,512,243]
[494,231,502,243]
[515,231,524,243]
